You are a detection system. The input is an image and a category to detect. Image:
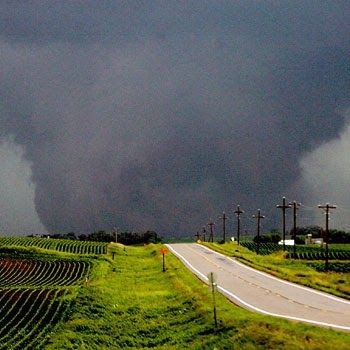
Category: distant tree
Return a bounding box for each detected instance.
[143,230,161,244]
[288,226,350,244]
[66,232,77,240]
[116,230,161,245]
[45,229,162,244]
[328,229,350,243]
[253,232,281,243]
[89,230,114,242]
[78,234,87,241]
[289,226,322,238]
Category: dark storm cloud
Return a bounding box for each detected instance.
[0,1,349,235]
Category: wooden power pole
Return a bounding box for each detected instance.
[202,226,207,242]
[234,205,244,245]
[318,203,336,271]
[208,220,215,243]
[289,201,301,258]
[195,231,201,241]
[252,209,265,255]
[218,212,227,242]
[277,197,291,251]
[113,227,118,243]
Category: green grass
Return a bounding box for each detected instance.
[201,242,350,299]
[45,243,350,349]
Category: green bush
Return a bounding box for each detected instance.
[253,233,281,243]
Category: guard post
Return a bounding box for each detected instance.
[207,272,218,328]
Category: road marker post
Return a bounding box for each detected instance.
[208,272,218,328]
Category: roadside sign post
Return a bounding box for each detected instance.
[207,272,218,328]
[160,247,168,272]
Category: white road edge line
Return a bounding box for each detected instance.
[166,244,350,331]
[198,243,350,305]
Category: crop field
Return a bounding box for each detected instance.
[0,288,66,349]
[0,236,107,255]
[240,241,350,260]
[0,258,89,287]
[0,239,97,349]
[0,238,349,349]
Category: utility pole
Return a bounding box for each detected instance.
[277,197,291,251]
[208,220,215,243]
[218,212,227,242]
[234,205,244,245]
[289,201,301,258]
[318,203,336,271]
[252,209,265,255]
[113,227,118,243]
[195,231,201,241]
[202,226,206,242]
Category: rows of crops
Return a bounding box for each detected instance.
[0,258,89,287]
[240,242,350,260]
[286,250,350,260]
[0,236,107,255]
[0,288,67,349]
[0,239,93,349]
[240,242,281,255]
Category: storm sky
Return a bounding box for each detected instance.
[0,1,349,236]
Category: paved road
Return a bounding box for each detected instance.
[166,243,350,331]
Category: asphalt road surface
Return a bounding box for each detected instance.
[166,243,350,331]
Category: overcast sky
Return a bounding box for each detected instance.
[0,1,349,236]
